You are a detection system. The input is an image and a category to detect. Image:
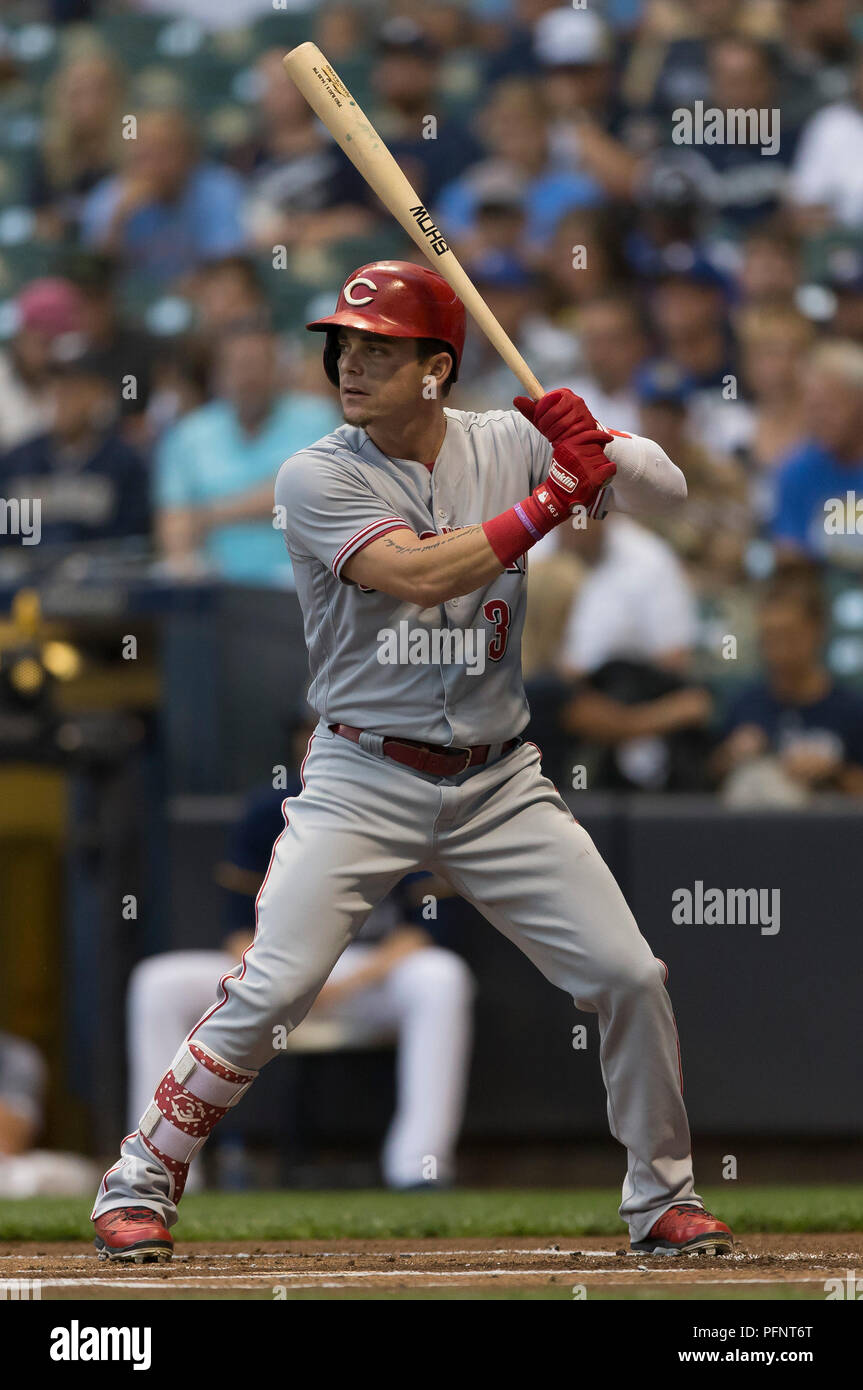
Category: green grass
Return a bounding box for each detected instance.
[1,1184,862,1243]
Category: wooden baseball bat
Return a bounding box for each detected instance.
[282,41,544,400]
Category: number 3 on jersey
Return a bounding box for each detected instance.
[483,599,511,662]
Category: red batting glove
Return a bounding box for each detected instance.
[514,388,612,449]
[483,437,616,566]
[483,397,617,568]
[530,436,617,525]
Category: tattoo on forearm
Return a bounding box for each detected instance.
[382,525,483,556]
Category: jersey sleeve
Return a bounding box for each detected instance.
[275,450,412,582]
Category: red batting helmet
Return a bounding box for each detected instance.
[306,260,466,389]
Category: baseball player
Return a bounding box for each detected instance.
[92,261,732,1261]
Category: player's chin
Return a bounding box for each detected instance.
[341,389,376,423]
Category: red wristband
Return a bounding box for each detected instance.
[483,493,559,569]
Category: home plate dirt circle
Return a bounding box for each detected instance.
[2,1234,861,1296]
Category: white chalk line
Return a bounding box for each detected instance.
[0,1246,843,1264]
[30,1269,835,1290]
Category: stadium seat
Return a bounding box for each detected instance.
[0,243,62,295]
[252,12,320,52]
[86,14,168,72]
[0,149,35,208]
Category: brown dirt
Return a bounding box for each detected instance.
[2,1233,861,1294]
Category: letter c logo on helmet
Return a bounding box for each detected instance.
[343,276,378,307]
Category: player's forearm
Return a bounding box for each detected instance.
[603,430,687,514]
[345,525,504,604]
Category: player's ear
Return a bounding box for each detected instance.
[431,350,452,389]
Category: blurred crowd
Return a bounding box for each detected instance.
[1,0,863,800]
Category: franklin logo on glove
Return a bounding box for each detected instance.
[550,459,578,494]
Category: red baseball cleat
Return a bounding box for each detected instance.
[631,1203,733,1256]
[93,1206,173,1263]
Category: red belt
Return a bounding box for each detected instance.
[331,724,519,777]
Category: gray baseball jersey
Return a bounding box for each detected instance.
[274,407,554,745]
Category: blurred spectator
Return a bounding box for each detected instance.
[737,221,803,307]
[454,252,578,410]
[636,35,793,239]
[0,279,85,452]
[543,208,632,330]
[651,264,750,456]
[712,572,863,801]
[651,264,732,386]
[479,0,549,85]
[156,324,340,584]
[436,78,601,253]
[688,37,792,232]
[779,0,856,126]
[526,521,714,790]
[821,244,863,345]
[565,293,650,435]
[416,1,483,99]
[81,109,248,286]
[633,360,751,587]
[559,515,699,676]
[635,0,775,119]
[789,46,863,233]
[64,253,158,448]
[187,256,269,337]
[314,4,371,63]
[236,50,378,253]
[0,1030,96,1196]
[770,340,863,568]
[532,7,640,201]
[369,17,484,205]
[0,1030,44,1155]
[173,255,273,407]
[548,662,714,792]
[31,44,126,243]
[736,303,814,518]
[522,543,585,680]
[142,338,211,441]
[624,155,706,281]
[0,346,151,548]
[447,167,528,269]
